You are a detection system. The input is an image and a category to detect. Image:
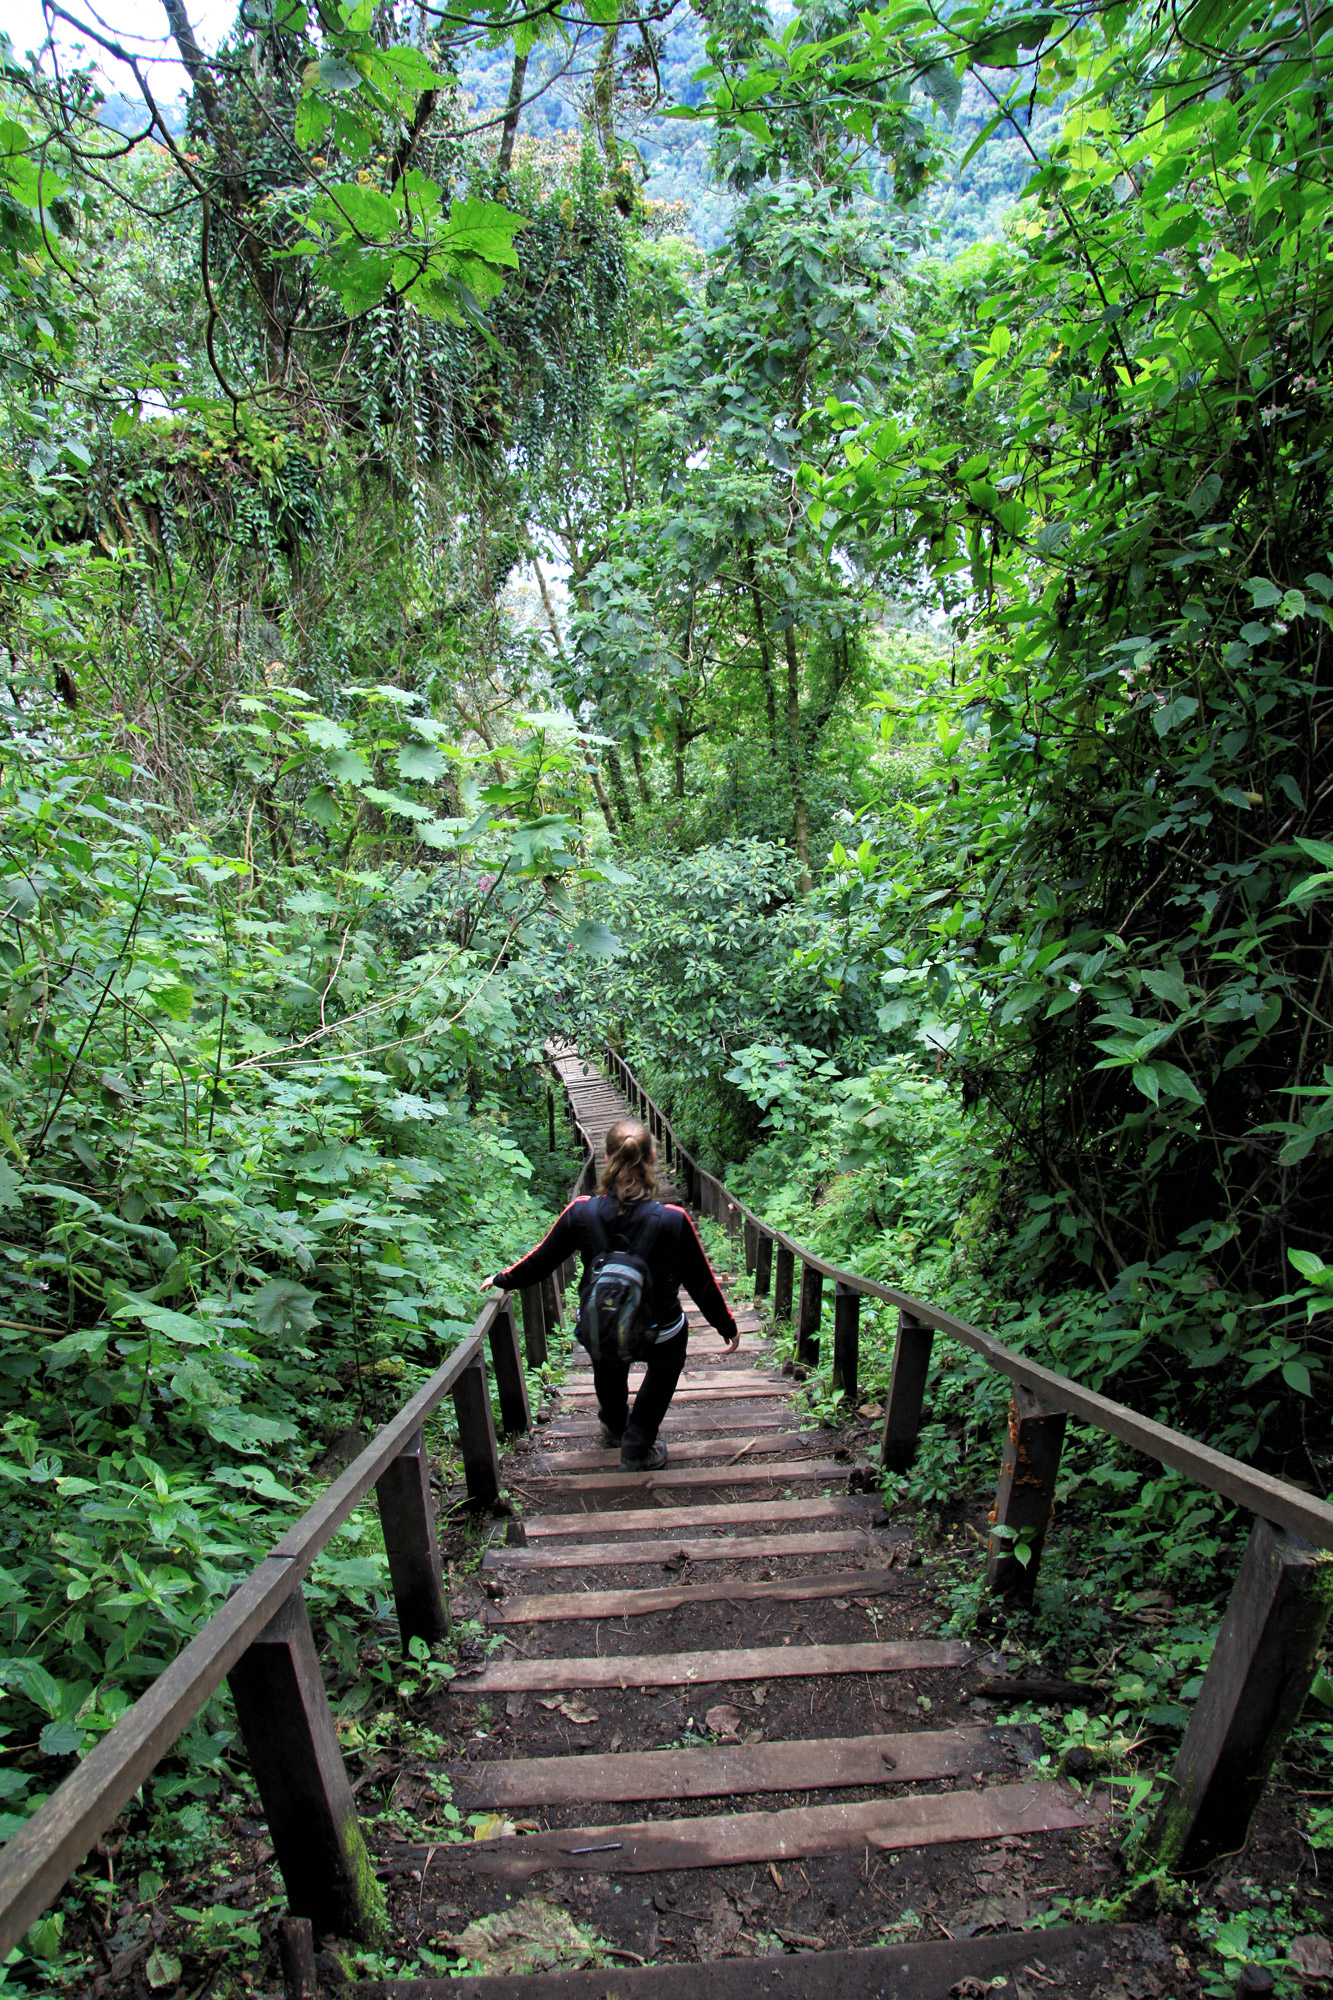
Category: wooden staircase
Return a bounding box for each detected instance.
[361,1052,1170,1998]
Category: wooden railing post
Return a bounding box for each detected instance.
[487,1297,531,1438]
[832,1282,859,1403]
[1147,1519,1333,1872]
[743,1217,757,1276]
[754,1230,772,1301]
[376,1426,449,1651]
[541,1271,565,1334]
[987,1385,1066,1600]
[519,1284,548,1368]
[681,1155,697,1206]
[773,1241,794,1322]
[228,1591,386,1943]
[881,1309,935,1472]
[452,1352,501,1506]
[797,1262,822,1366]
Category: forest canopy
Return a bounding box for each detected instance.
[1,0,1332,1985]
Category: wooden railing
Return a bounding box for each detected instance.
[604,1044,1333,1874]
[0,1069,597,1963]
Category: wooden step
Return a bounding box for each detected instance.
[484,1528,876,1571]
[523,1496,874,1540]
[518,1458,865,1494]
[483,1569,905,1625]
[349,1925,1116,2000]
[544,1409,798,1438]
[560,1384,793,1404]
[526,1433,812,1471]
[447,1724,1027,1809]
[453,1637,967,1696]
[388,1778,1098,1879]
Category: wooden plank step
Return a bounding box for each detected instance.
[484,1528,875,1571]
[446,1724,1024,1809]
[483,1570,906,1625]
[544,1410,797,1438]
[519,1459,863,1494]
[350,1925,1115,2000]
[524,1496,874,1540]
[552,1392,784,1408]
[527,1433,810,1470]
[453,1637,967,1696]
[389,1779,1098,1879]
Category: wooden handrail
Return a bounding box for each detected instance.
[0,1285,524,1955]
[603,1045,1333,1552]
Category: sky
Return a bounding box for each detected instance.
[3,0,238,100]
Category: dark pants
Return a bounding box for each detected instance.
[591,1327,688,1452]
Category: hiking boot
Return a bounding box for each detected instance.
[620,1441,667,1472]
[598,1421,623,1450]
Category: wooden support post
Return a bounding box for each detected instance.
[375,1426,448,1651]
[682,1156,696,1206]
[278,1917,318,2000]
[797,1262,822,1367]
[452,1353,500,1507]
[881,1310,935,1472]
[541,1271,565,1333]
[488,1298,531,1438]
[773,1242,794,1322]
[754,1231,772,1301]
[1147,1517,1333,1872]
[228,1591,386,1943]
[832,1282,859,1403]
[987,1385,1067,1601]
[519,1285,548,1368]
[743,1218,757,1277]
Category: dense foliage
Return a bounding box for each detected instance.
[2,0,1333,1986]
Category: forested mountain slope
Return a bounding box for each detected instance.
[1,0,1332,1988]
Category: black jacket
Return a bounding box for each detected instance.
[494,1195,738,1341]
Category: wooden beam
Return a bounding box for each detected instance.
[987,1385,1067,1601]
[400,1778,1096,1879]
[545,1408,796,1438]
[520,1457,864,1494]
[832,1281,859,1403]
[228,1592,386,1942]
[452,1354,500,1507]
[753,1230,772,1300]
[523,1494,873,1541]
[375,1427,448,1651]
[519,1284,548,1368]
[773,1240,794,1323]
[881,1309,935,1473]
[451,1636,966,1695]
[487,1297,531,1438]
[347,1925,1115,2000]
[446,1725,1017,1809]
[484,1527,876,1570]
[482,1568,907,1624]
[797,1262,822,1367]
[1147,1518,1333,1871]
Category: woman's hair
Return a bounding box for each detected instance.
[598,1118,659,1203]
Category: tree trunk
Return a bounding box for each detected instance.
[604,745,634,827]
[783,620,811,891]
[629,735,651,806]
[590,765,616,828]
[745,544,779,756]
[675,720,686,799]
[497,49,529,174]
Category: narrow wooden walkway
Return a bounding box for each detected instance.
[375,1051,1137,1998]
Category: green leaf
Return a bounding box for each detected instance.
[1282,1359,1312,1396]
[570,919,621,960]
[246,1280,319,1338]
[1288,1248,1331,1284]
[395,743,450,783]
[146,1949,182,1990]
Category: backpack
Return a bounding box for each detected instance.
[576,1198,664,1364]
